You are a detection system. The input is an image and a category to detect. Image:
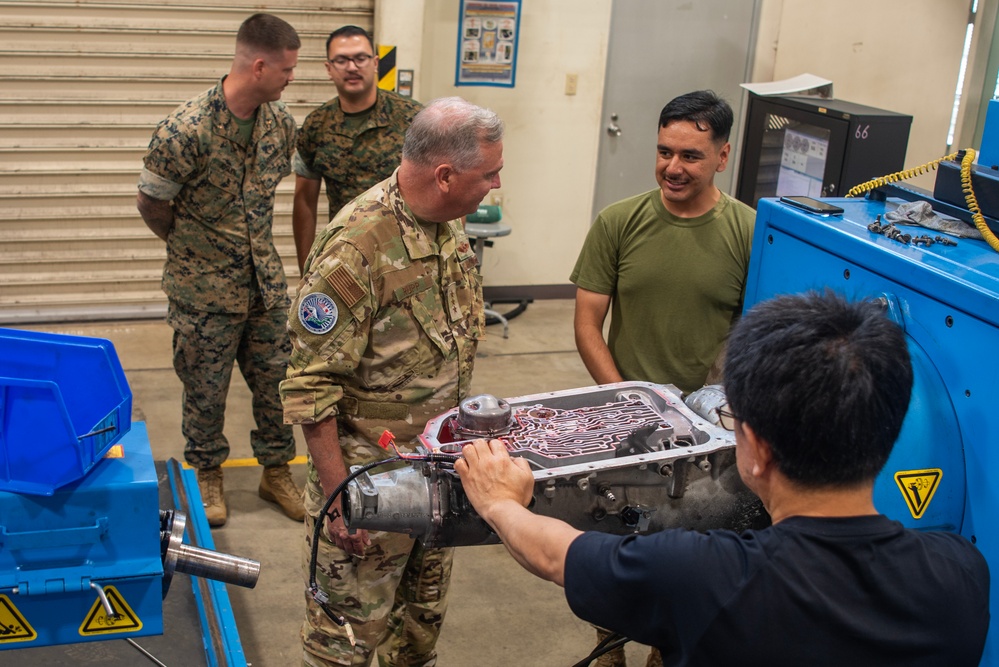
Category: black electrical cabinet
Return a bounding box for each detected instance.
[735,94,912,208]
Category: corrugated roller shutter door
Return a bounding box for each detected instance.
[0,0,374,323]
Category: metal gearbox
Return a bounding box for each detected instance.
[343,382,766,547]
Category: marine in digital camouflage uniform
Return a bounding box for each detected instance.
[291,25,422,274]
[282,96,502,667]
[295,88,422,223]
[137,14,303,526]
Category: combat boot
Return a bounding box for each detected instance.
[594,627,627,667]
[595,647,627,667]
[197,466,227,527]
[259,463,305,522]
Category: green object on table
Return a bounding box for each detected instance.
[466,204,502,223]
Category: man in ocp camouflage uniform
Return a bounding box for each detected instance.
[280,97,503,666]
[136,13,304,527]
[291,24,422,274]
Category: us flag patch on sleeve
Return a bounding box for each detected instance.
[326,266,365,307]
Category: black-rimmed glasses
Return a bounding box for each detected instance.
[328,54,374,69]
[715,406,739,431]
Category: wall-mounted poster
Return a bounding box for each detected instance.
[455,0,521,87]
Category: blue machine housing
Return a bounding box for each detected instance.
[0,422,163,647]
[748,197,999,664]
[0,330,249,664]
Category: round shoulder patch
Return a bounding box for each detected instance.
[298,292,339,334]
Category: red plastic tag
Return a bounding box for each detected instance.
[377,430,395,450]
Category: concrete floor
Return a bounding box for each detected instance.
[20,299,656,667]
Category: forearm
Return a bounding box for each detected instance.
[575,323,624,384]
[292,176,321,274]
[302,418,373,554]
[456,440,580,585]
[302,419,348,499]
[136,191,174,242]
[480,500,582,586]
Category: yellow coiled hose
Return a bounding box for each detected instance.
[960,148,999,252]
[845,152,959,198]
[845,148,999,252]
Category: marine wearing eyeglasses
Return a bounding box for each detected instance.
[327,53,373,69]
[291,24,423,274]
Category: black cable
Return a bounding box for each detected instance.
[570,632,632,667]
[308,455,402,627]
[306,450,464,627]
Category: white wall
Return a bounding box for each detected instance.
[374,0,975,289]
[419,1,612,289]
[754,0,971,190]
[374,0,426,100]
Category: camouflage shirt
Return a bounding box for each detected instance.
[139,78,295,313]
[293,89,422,220]
[281,169,484,463]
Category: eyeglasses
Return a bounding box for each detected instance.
[327,54,374,69]
[715,406,739,431]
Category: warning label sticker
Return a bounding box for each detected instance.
[79,586,143,636]
[0,595,36,643]
[894,468,943,519]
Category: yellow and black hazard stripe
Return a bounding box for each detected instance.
[378,45,396,91]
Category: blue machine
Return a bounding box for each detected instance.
[748,196,999,665]
[0,328,257,663]
[0,421,163,646]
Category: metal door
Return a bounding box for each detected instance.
[591,0,760,220]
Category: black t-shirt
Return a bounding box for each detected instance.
[564,515,989,666]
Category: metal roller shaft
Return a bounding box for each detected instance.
[172,542,260,588]
[161,509,261,591]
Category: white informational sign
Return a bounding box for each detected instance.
[455,0,521,88]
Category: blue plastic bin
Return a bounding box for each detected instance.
[0,328,132,495]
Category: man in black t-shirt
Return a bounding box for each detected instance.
[455,291,990,666]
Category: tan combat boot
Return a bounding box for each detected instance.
[197,466,227,527]
[259,463,305,522]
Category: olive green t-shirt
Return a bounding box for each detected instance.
[569,189,755,394]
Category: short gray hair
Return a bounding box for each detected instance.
[402,97,504,171]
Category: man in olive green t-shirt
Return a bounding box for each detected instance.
[570,90,755,396]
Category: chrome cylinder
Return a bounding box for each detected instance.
[161,510,260,592]
[172,542,260,588]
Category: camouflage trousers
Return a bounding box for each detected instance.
[167,297,295,469]
[302,514,453,667]
[594,627,663,667]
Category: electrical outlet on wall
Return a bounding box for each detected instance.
[565,73,578,96]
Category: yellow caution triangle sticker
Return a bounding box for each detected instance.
[79,586,143,636]
[894,468,943,519]
[0,595,36,643]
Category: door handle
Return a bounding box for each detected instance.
[606,113,622,137]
